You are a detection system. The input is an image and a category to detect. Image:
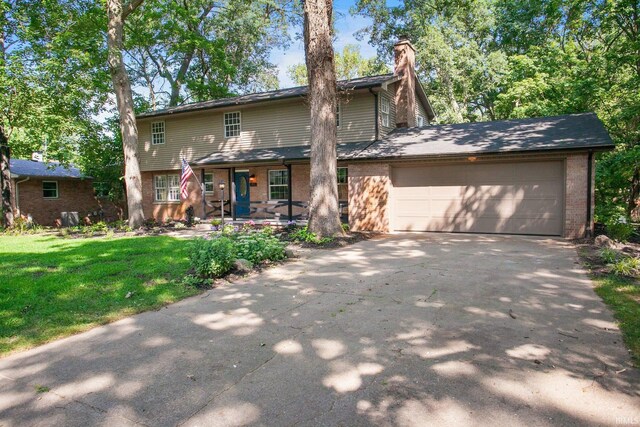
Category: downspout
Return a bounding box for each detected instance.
[369,88,379,141]
[586,151,594,237]
[14,177,30,217]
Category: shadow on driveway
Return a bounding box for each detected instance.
[1,233,639,426]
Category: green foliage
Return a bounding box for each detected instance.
[599,248,620,264]
[234,232,286,264]
[341,223,350,232]
[289,225,333,244]
[606,218,635,242]
[608,257,640,278]
[189,236,237,278]
[288,44,390,86]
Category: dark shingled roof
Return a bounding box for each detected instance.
[193,113,613,166]
[10,159,86,179]
[138,74,399,119]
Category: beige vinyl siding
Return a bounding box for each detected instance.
[378,83,397,138]
[416,95,428,125]
[138,92,376,171]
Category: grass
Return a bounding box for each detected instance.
[591,274,640,366]
[579,247,640,366]
[0,234,198,356]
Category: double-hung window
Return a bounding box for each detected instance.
[337,167,348,200]
[151,121,165,145]
[336,102,341,128]
[268,170,289,200]
[154,174,180,202]
[380,96,390,127]
[204,173,214,193]
[42,181,58,199]
[224,112,241,138]
[417,115,425,127]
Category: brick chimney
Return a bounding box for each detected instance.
[394,36,417,128]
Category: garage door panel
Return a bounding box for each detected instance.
[392,162,564,236]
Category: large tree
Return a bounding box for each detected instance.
[303,0,343,238]
[107,0,145,228]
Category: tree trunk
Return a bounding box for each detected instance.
[107,0,145,228]
[0,129,13,228]
[303,0,344,238]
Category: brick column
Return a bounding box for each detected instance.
[348,163,391,233]
[565,153,592,239]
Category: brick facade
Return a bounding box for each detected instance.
[347,163,391,232]
[10,178,122,226]
[564,152,593,239]
[142,164,314,221]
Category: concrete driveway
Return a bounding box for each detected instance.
[1,234,639,426]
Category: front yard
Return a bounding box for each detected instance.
[0,235,197,356]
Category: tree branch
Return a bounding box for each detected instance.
[122,0,145,20]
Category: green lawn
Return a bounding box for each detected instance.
[0,234,198,356]
[592,274,640,366]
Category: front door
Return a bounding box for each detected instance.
[234,171,250,216]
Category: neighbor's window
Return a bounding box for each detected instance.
[380,96,390,127]
[154,174,180,202]
[336,102,341,128]
[268,169,289,200]
[151,121,165,145]
[42,181,58,199]
[204,173,214,193]
[417,115,425,127]
[337,167,348,200]
[224,111,241,138]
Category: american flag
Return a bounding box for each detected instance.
[180,158,194,199]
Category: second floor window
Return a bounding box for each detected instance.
[417,115,425,126]
[380,96,390,127]
[151,121,165,145]
[154,174,180,202]
[336,103,341,128]
[224,112,241,138]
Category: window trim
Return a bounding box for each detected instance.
[151,121,165,145]
[153,174,181,203]
[380,96,390,128]
[337,167,348,201]
[224,111,242,139]
[42,180,59,199]
[204,173,214,194]
[336,102,341,129]
[268,169,289,201]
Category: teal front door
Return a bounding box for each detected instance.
[234,172,250,216]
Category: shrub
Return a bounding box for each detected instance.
[235,232,286,264]
[608,257,640,277]
[341,223,350,232]
[289,225,332,244]
[211,219,222,226]
[606,217,635,242]
[189,236,236,278]
[174,222,187,229]
[600,248,619,264]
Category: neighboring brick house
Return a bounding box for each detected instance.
[9,159,121,226]
[136,38,614,238]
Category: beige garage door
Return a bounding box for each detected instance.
[392,161,564,235]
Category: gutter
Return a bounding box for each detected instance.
[369,88,379,141]
[14,177,30,217]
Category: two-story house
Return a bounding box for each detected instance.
[136,38,613,238]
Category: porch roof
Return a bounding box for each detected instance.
[192,140,374,166]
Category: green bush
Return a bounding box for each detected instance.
[289,225,332,244]
[608,257,640,277]
[341,223,350,232]
[234,232,286,264]
[189,236,236,278]
[600,248,619,264]
[606,218,635,242]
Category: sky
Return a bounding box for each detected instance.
[270,0,390,88]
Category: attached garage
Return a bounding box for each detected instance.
[391,160,564,235]
[346,113,616,239]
